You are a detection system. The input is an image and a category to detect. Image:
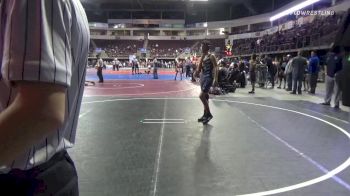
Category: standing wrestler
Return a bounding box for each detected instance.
[195,41,218,124]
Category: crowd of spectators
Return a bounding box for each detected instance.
[191,39,226,54]
[87,13,344,58]
[92,40,143,57]
[90,39,225,58]
[148,40,197,57]
[232,13,345,55]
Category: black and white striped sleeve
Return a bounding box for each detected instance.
[2,0,73,87]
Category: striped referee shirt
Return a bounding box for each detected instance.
[0,0,89,173]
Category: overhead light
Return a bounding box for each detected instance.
[203,22,208,27]
[113,24,125,29]
[270,0,320,21]
[220,28,225,35]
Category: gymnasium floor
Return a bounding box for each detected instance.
[69,68,350,196]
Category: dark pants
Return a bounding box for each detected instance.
[97,68,104,83]
[309,73,318,93]
[278,76,286,88]
[153,69,158,79]
[113,65,119,71]
[250,72,256,92]
[0,151,78,196]
[186,67,191,78]
[287,73,293,90]
[269,72,276,87]
[293,74,304,93]
[342,57,350,106]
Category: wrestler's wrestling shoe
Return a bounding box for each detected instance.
[202,114,213,125]
[198,115,206,122]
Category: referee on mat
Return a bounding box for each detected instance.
[0,0,89,195]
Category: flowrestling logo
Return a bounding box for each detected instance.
[292,10,335,16]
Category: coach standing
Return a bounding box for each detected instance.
[322,47,343,108]
[0,0,89,195]
[291,51,308,95]
[333,8,350,107]
[308,51,320,94]
[264,55,276,89]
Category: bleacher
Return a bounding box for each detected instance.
[231,13,345,55]
[92,40,144,57]
[90,39,226,59]
[148,40,197,58]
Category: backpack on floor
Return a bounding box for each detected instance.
[225,84,237,93]
[209,87,222,95]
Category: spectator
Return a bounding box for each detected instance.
[185,58,192,78]
[113,58,120,71]
[284,55,293,91]
[322,47,343,108]
[334,9,350,107]
[232,13,345,55]
[277,56,287,89]
[308,51,320,94]
[153,59,159,79]
[95,55,104,83]
[303,64,310,92]
[291,51,308,95]
[249,54,258,94]
[265,55,277,89]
